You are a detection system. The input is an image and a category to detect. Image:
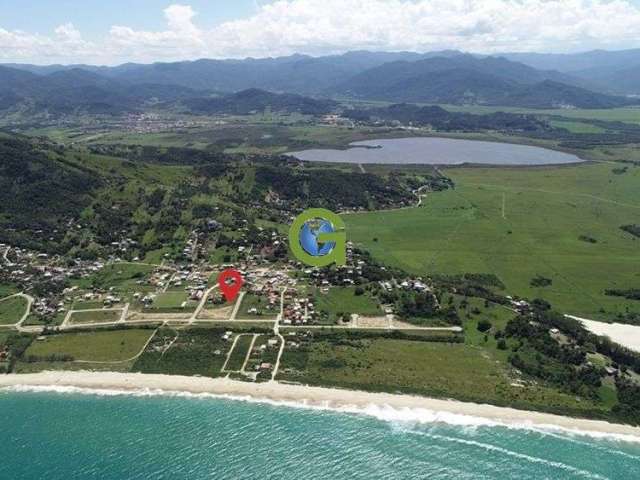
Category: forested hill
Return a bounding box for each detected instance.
[0,135,100,228]
[181,89,338,115]
[344,104,551,132]
[331,56,636,108]
[0,137,423,257]
[2,51,637,114]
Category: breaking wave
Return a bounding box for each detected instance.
[3,383,640,445]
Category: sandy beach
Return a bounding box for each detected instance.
[2,371,640,440]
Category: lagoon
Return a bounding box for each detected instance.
[288,137,583,166]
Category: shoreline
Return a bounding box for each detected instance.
[2,371,640,441]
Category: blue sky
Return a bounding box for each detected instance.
[2,1,640,65]
[1,1,258,40]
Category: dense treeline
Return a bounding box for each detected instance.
[88,144,234,167]
[253,165,414,210]
[344,104,550,132]
[0,136,100,251]
[503,301,640,423]
[605,289,640,300]
[182,89,337,115]
[621,224,640,238]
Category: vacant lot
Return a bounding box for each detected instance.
[147,291,197,313]
[73,262,154,293]
[313,287,382,322]
[237,294,278,319]
[24,329,154,362]
[346,163,640,320]
[69,309,122,324]
[0,296,27,325]
[225,334,254,371]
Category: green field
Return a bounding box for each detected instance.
[0,296,27,325]
[0,284,18,298]
[440,104,640,125]
[345,162,640,320]
[238,294,278,319]
[313,287,382,322]
[147,291,197,313]
[73,262,155,293]
[24,329,154,362]
[548,120,606,134]
[69,309,122,324]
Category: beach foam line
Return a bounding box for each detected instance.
[3,381,640,446]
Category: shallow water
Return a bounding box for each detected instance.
[1,388,639,479]
[288,137,583,165]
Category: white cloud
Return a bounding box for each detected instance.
[0,22,94,62]
[2,1,640,64]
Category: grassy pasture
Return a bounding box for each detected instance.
[73,262,154,293]
[238,294,278,319]
[147,291,197,313]
[440,105,640,125]
[69,309,122,324]
[313,287,382,321]
[345,162,640,320]
[0,296,27,325]
[24,329,154,362]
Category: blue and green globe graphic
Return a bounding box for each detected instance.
[299,219,336,257]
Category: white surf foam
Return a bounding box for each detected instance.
[3,384,640,445]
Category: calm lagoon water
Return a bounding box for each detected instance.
[288,137,584,166]
[1,388,639,479]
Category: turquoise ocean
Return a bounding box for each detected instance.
[1,387,640,479]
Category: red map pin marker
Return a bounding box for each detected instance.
[218,269,243,302]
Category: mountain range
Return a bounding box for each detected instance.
[1,49,639,115]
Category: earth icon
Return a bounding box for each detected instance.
[299,218,336,257]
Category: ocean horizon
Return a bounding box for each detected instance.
[1,386,639,479]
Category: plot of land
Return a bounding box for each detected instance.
[24,329,154,362]
[0,296,28,325]
[313,287,382,322]
[68,309,122,324]
[346,163,640,320]
[0,284,18,298]
[146,291,197,313]
[224,334,254,371]
[73,262,154,293]
[133,328,231,377]
[237,294,278,319]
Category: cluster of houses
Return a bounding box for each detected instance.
[282,292,315,325]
